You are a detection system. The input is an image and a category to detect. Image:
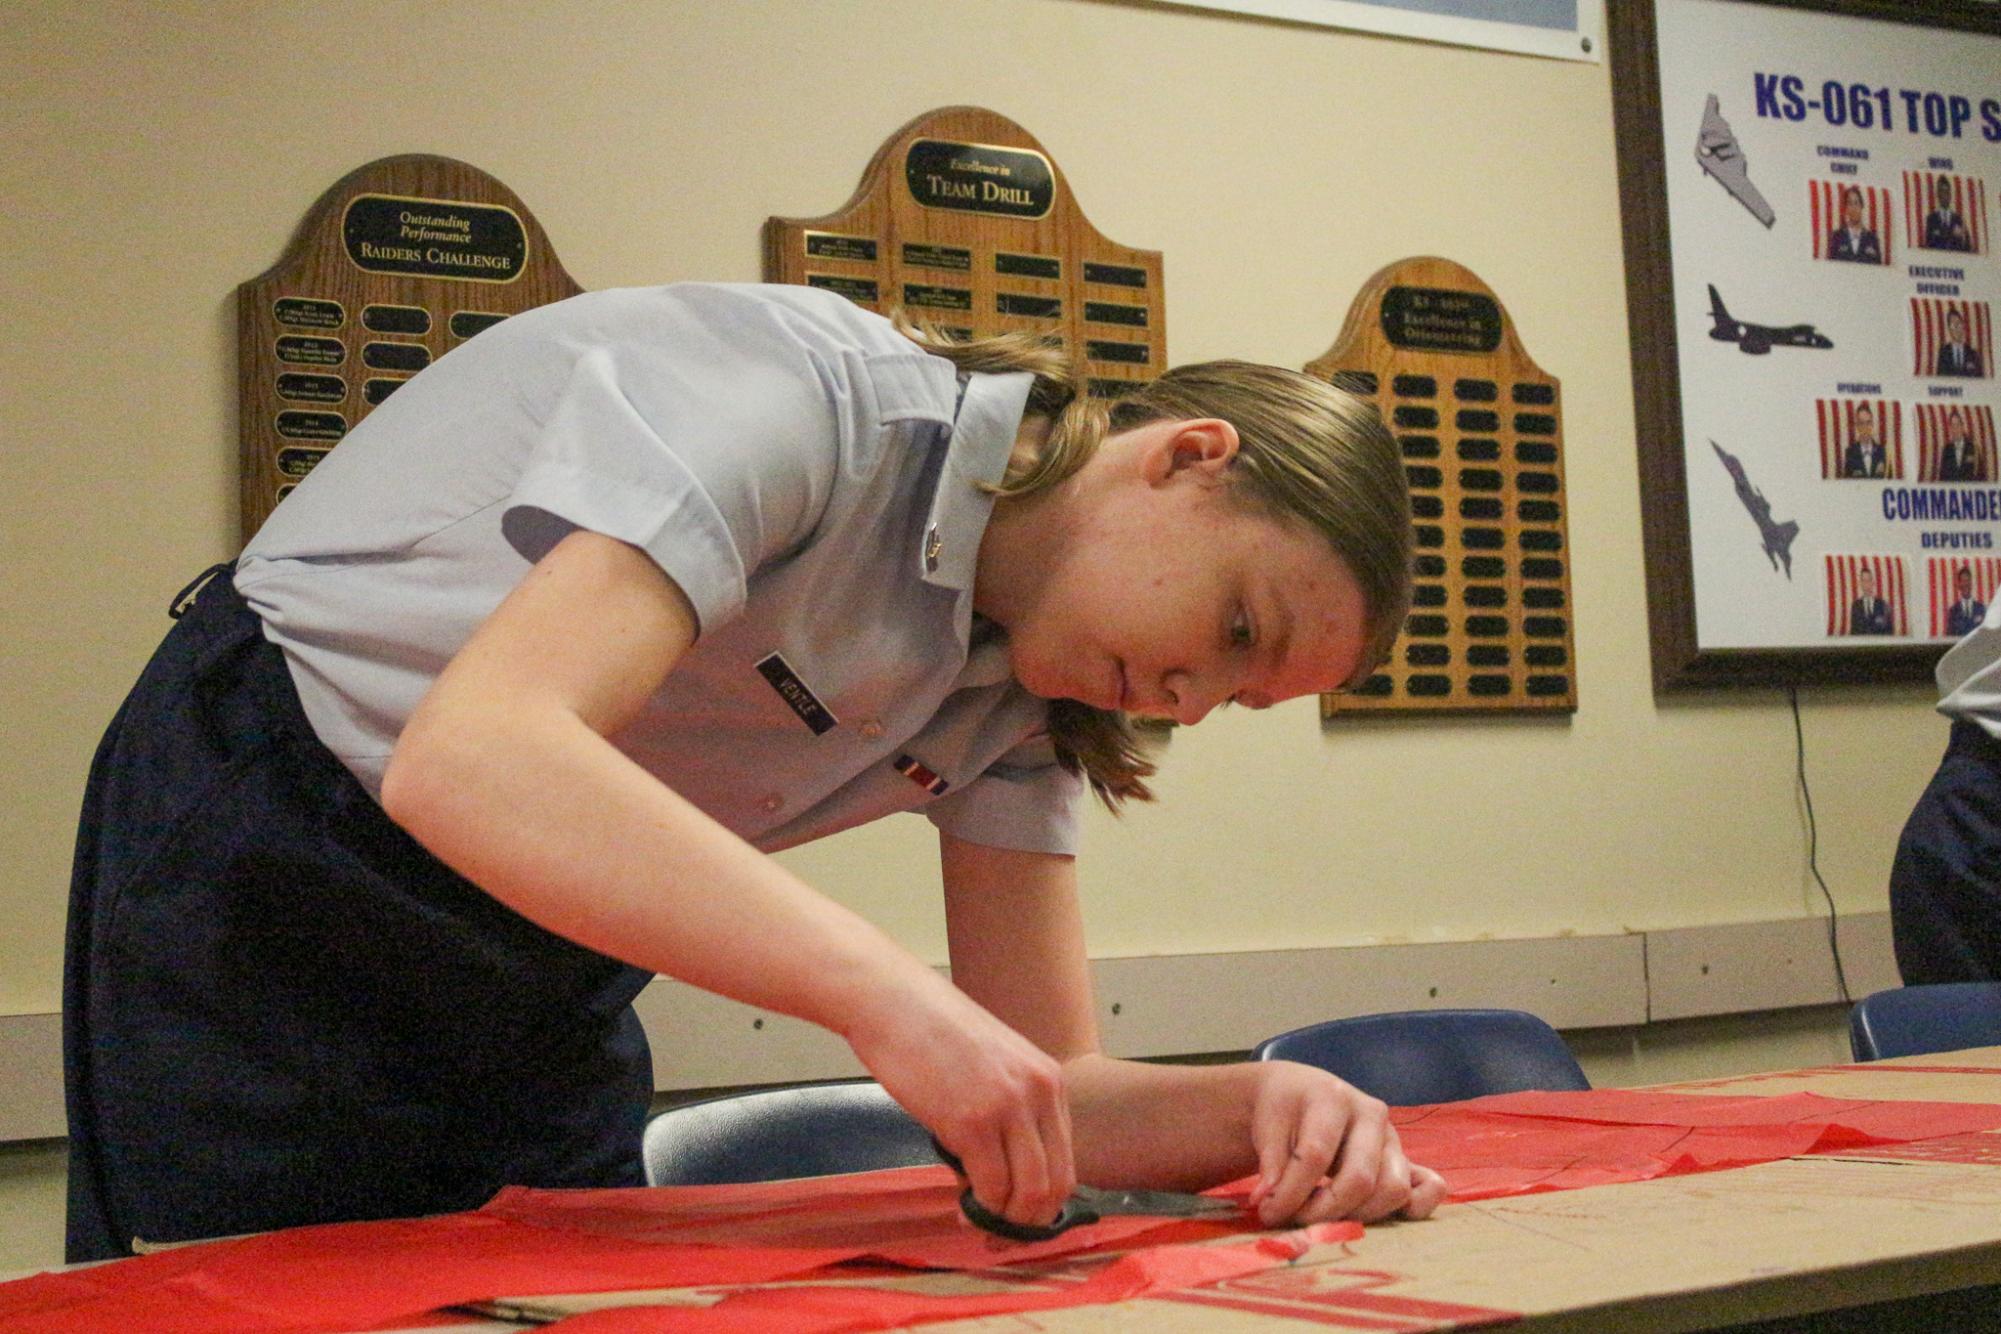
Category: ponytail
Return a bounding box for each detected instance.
[894,316,1411,811]
[896,316,1156,808]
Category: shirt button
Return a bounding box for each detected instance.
[860,719,884,739]
[760,793,783,813]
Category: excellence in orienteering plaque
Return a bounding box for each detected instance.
[1308,256,1577,718]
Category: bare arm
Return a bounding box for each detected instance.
[942,832,1446,1225]
[385,529,909,1020]
[382,530,1071,1226]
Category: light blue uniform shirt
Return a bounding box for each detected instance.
[1938,599,2001,741]
[237,282,1082,855]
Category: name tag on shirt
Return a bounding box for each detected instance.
[756,653,838,735]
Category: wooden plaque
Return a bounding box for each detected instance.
[764,106,1164,400]
[236,155,581,541]
[1307,257,1578,717]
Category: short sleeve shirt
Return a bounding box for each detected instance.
[236,282,1082,855]
[1938,598,2001,740]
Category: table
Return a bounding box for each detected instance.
[491,1048,2001,1331]
[16,1048,2001,1331]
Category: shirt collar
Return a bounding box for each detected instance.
[917,369,1034,593]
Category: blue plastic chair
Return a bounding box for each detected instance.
[1253,1008,1590,1105]
[642,1079,935,1186]
[1848,983,2001,1062]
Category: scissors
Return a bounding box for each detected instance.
[931,1137,1242,1242]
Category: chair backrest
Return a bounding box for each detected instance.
[1849,983,2001,1062]
[1253,1008,1590,1105]
[643,1079,936,1186]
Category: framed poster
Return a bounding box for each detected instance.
[1157,0,1600,61]
[1610,0,2001,688]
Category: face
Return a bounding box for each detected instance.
[1855,407,1876,443]
[1950,410,1968,442]
[1843,192,1863,226]
[1949,312,1967,343]
[1859,568,1877,596]
[1958,570,1974,598]
[990,419,1371,725]
[1938,178,1954,207]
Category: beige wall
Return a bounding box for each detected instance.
[2,0,1940,1020]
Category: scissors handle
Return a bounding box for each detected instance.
[930,1137,1097,1242]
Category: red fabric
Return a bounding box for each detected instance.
[1393,1089,2001,1202]
[0,1168,1246,1334]
[540,1222,1360,1333]
[480,1168,1251,1270]
[0,1213,858,1334]
[8,1090,2001,1332]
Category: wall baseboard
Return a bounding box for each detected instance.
[4,912,1897,1141]
[0,1014,63,1142]
[1645,912,1898,1020]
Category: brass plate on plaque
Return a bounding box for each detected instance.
[1307,257,1577,717]
[764,106,1164,398]
[236,155,581,540]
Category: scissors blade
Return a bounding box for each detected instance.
[1070,1184,1241,1219]
[930,1135,1240,1240]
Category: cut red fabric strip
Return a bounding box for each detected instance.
[539,1221,1362,1333]
[1825,1064,2001,1076]
[1436,1087,2001,1134]
[0,1168,1248,1334]
[1389,1090,2001,1202]
[481,1167,1253,1270]
[0,1213,861,1334]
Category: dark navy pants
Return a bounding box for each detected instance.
[1891,720,2001,985]
[63,569,654,1261]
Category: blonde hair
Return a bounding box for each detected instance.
[898,318,1412,809]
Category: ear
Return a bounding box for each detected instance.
[1139,418,1240,486]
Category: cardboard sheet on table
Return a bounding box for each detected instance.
[1393,1089,2001,1202]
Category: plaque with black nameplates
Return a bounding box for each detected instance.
[1085,301,1148,328]
[448,311,508,339]
[274,298,343,329]
[904,243,971,272]
[904,284,974,312]
[1306,257,1577,716]
[996,293,1061,320]
[274,411,345,441]
[996,252,1061,280]
[277,446,331,478]
[764,106,1165,402]
[276,336,344,367]
[806,274,881,306]
[806,232,880,264]
[362,304,431,335]
[1084,262,1147,289]
[237,154,582,540]
[362,342,430,373]
[275,373,345,403]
